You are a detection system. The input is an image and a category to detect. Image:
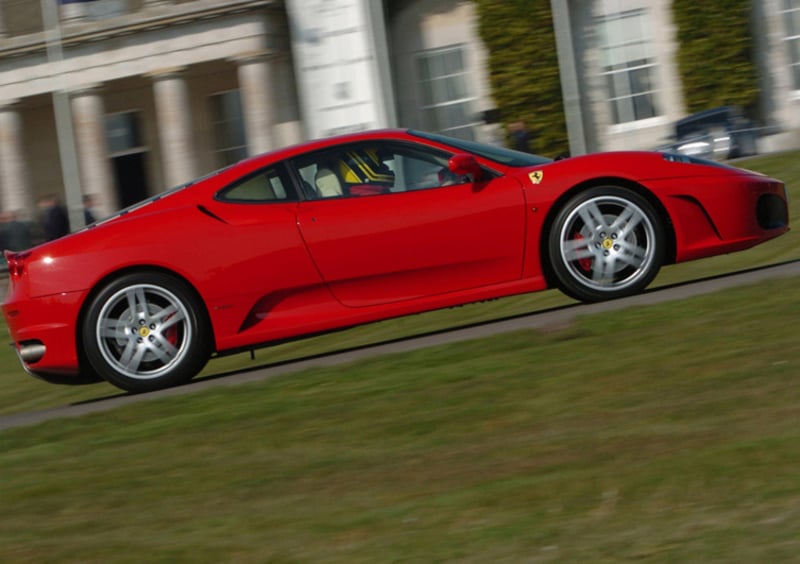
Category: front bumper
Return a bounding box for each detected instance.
[652,174,789,263]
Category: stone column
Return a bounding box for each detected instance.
[150,67,197,188]
[71,86,117,216]
[234,51,276,155]
[0,102,34,217]
[271,52,304,146]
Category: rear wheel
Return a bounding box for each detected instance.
[548,186,665,302]
[82,272,211,393]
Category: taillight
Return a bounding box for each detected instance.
[5,250,30,277]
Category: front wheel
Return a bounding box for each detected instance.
[82,272,212,393]
[548,186,665,302]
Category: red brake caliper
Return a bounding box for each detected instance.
[162,313,179,348]
[573,232,593,272]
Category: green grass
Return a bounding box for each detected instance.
[1,275,800,562]
[0,151,799,561]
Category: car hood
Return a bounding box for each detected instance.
[522,151,759,182]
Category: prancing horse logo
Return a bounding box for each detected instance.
[529,170,544,185]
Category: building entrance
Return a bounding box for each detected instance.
[106,111,151,208]
[112,152,149,208]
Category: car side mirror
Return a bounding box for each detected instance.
[448,154,482,182]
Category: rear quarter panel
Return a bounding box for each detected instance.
[22,202,325,350]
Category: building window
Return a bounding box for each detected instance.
[60,0,128,22]
[416,46,478,140]
[209,91,247,166]
[106,112,143,156]
[87,0,128,19]
[783,0,800,91]
[597,7,660,125]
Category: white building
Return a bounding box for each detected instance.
[0,0,303,226]
[0,0,797,229]
[552,0,800,156]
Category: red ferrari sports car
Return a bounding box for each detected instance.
[3,129,789,392]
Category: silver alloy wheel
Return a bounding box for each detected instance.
[95,283,194,380]
[558,195,657,293]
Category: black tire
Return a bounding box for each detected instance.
[547,186,665,302]
[82,272,212,393]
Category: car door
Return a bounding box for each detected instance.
[197,164,332,339]
[292,140,526,308]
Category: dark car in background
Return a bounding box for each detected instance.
[660,106,759,160]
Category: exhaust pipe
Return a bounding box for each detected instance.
[19,342,46,364]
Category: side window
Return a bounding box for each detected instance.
[295,157,346,199]
[391,148,467,191]
[291,141,468,200]
[217,166,293,202]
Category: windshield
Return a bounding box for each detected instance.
[410,130,552,167]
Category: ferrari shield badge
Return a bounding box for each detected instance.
[529,171,544,185]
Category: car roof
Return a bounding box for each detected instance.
[249,128,412,163]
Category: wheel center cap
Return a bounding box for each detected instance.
[138,327,150,337]
[602,238,614,250]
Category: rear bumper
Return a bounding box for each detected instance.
[8,341,101,385]
[2,287,90,383]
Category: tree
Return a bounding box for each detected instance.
[672,0,760,116]
[475,0,569,156]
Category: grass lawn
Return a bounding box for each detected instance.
[1,275,799,562]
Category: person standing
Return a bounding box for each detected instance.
[1,210,32,251]
[38,194,70,241]
[83,194,97,225]
[508,121,532,153]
